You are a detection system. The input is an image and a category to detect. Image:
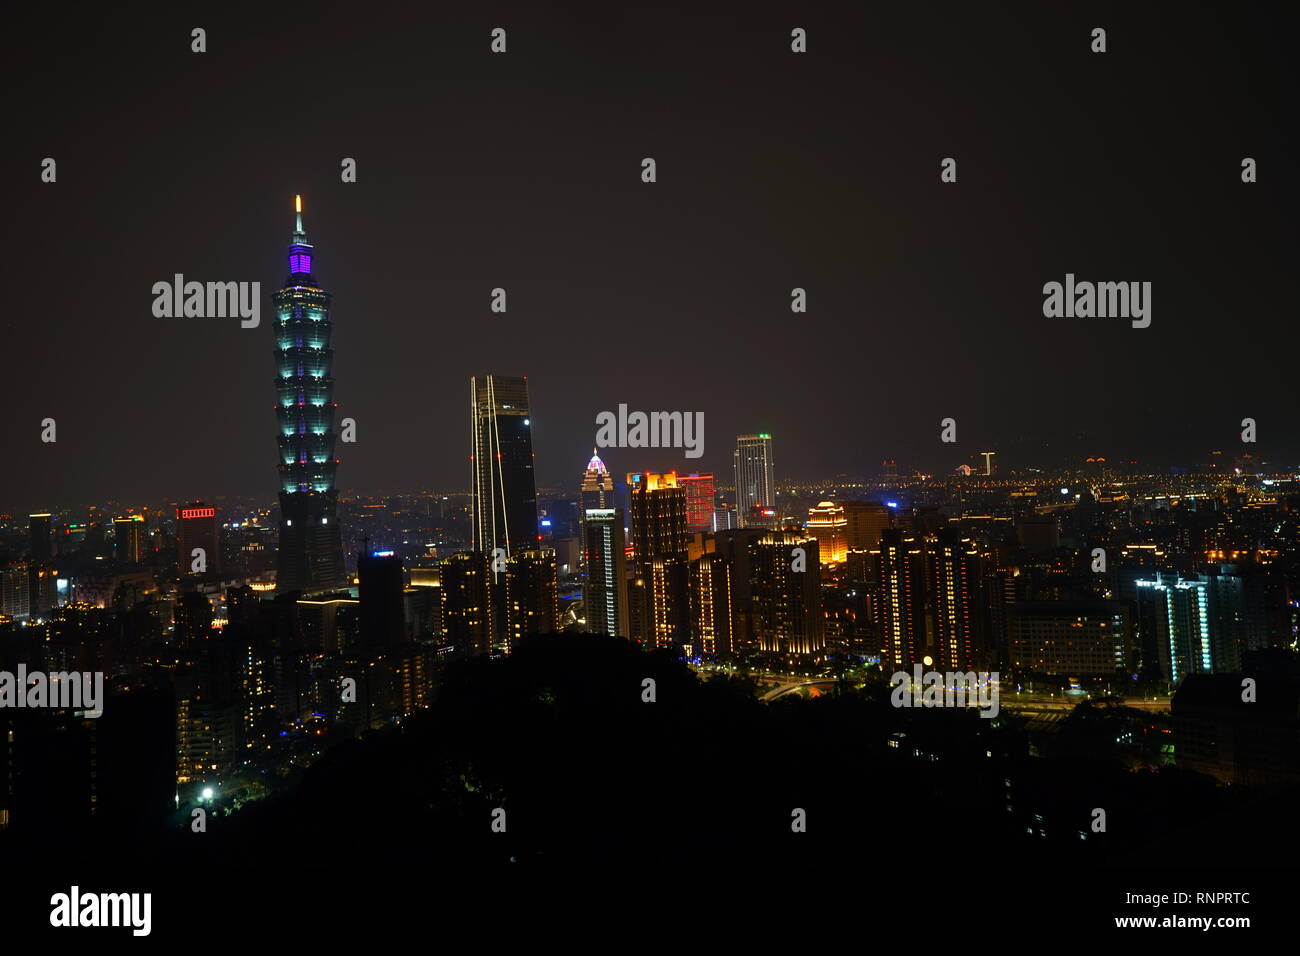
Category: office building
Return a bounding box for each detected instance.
[584,507,629,638]
[678,473,716,533]
[358,550,406,647]
[628,472,689,648]
[841,500,892,551]
[734,434,775,526]
[273,196,347,594]
[578,450,615,571]
[806,500,848,565]
[470,375,538,557]
[178,502,220,577]
[113,514,146,565]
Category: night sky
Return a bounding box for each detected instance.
[4,1,1296,509]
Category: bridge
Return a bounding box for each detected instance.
[759,678,841,701]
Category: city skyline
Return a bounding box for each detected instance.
[4,1,1296,936]
[5,3,1298,508]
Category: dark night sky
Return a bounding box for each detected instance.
[4,1,1296,510]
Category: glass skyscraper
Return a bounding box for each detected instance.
[470,375,538,557]
[733,433,775,527]
[273,197,346,595]
[470,375,538,653]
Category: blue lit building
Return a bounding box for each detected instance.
[1135,573,1212,684]
[273,197,347,594]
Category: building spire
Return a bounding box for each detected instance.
[287,195,313,277]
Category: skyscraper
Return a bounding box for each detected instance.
[113,514,146,565]
[441,551,491,656]
[627,472,689,648]
[177,502,219,577]
[734,434,775,526]
[1136,573,1214,684]
[470,375,538,557]
[806,501,848,564]
[470,375,539,653]
[927,528,983,670]
[876,528,925,668]
[28,514,53,564]
[505,549,559,649]
[27,514,54,619]
[584,507,629,638]
[0,562,30,621]
[841,500,892,552]
[358,550,406,647]
[750,532,823,660]
[273,196,346,595]
[678,473,716,533]
[689,552,734,658]
[578,450,615,571]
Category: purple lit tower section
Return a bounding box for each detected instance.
[273,196,347,594]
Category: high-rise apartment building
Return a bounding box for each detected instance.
[440,551,492,656]
[505,549,559,649]
[875,528,926,668]
[1135,573,1214,684]
[689,552,734,657]
[927,528,984,670]
[749,532,823,659]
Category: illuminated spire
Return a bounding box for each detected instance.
[287,195,313,276]
[586,449,608,476]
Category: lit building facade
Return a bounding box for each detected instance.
[806,500,848,564]
[749,532,823,659]
[678,473,716,533]
[1136,573,1213,684]
[628,472,688,648]
[584,507,629,638]
[273,196,347,594]
[927,528,983,670]
[734,434,775,527]
[689,552,734,657]
[875,528,925,667]
[578,450,615,571]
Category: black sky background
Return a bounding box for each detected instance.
[3,1,1296,511]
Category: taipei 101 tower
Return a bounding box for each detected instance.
[272,196,347,594]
